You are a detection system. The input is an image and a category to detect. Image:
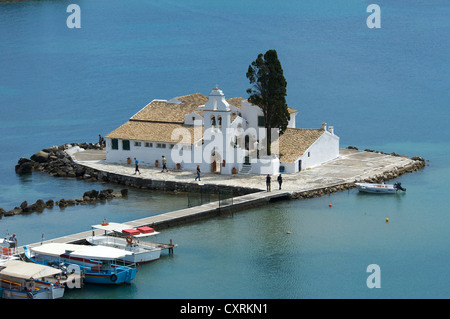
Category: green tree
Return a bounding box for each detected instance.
[246,49,290,155]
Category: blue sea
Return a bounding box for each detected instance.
[0,0,449,300]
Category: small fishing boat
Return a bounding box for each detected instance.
[86,222,162,264]
[24,243,137,285]
[0,260,65,299]
[355,182,406,194]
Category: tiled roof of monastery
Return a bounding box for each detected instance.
[130,93,208,123]
[106,93,300,147]
[105,121,203,144]
[275,128,325,163]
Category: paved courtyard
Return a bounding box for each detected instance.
[71,148,416,193]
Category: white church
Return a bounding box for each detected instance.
[105,87,339,175]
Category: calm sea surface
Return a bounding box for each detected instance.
[0,0,448,299]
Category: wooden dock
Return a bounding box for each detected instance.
[16,190,290,255]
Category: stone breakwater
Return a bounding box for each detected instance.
[15,142,103,179]
[0,188,129,218]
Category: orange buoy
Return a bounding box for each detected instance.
[329,204,332,207]
[386,218,389,222]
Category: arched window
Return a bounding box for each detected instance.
[211,116,216,127]
[218,116,222,127]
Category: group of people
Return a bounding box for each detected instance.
[2,234,17,251]
[133,156,169,175]
[132,159,282,190]
[266,174,283,191]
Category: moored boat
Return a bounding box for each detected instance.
[0,260,65,299]
[87,222,162,264]
[24,243,137,285]
[355,182,406,194]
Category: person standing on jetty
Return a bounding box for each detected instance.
[161,156,168,172]
[266,174,271,192]
[277,174,282,190]
[195,165,201,181]
[134,158,140,175]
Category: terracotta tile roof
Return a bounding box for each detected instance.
[105,121,203,144]
[131,99,205,124]
[175,93,209,104]
[226,97,298,114]
[226,97,245,108]
[275,128,324,163]
[107,93,299,144]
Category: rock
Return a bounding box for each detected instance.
[17,157,32,166]
[5,207,22,216]
[83,189,99,199]
[23,203,37,213]
[58,199,68,207]
[30,150,50,163]
[112,191,122,198]
[0,208,5,217]
[45,200,54,208]
[35,199,46,210]
[66,199,76,206]
[15,161,35,174]
[120,189,128,197]
[99,189,114,200]
[20,201,28,210]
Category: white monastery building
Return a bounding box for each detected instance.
[105,87,339,174]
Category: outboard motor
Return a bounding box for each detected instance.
[394,182,406,192]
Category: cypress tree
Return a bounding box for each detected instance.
[246,49,290,155]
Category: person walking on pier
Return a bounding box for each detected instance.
[266,174,271,192]
[134,158,141,175]
[195,165,201,181]
[161,156,168,172]
[277,174,282,190]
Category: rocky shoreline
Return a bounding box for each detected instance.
[15,142,104,180]
[0,142,133,218]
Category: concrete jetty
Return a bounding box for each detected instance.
[15,147,425,253]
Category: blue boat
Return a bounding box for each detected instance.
[24,243,137,285]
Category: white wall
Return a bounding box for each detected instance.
[251,156,280,175]
[280,131,339,173]
[106,138,186,169]
[184,112,203,125]
[288,112,297,128]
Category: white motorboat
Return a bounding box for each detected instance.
[0,260,65,299]
[355,182,406,194]
[87,222,162,264]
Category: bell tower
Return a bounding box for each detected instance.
[202,86,233,174]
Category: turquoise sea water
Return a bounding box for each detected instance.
[0,0,449,300]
